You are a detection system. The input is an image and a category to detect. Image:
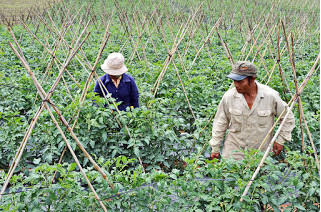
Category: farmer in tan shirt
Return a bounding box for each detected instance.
[209,61,295,161]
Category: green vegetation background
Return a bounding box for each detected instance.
[0,0,319,210]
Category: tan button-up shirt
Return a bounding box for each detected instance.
[209,82,295,160]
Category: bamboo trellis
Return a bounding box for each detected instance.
[0,0,319,209]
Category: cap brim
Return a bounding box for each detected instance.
[101,64,128,75]
[226,73,247,81]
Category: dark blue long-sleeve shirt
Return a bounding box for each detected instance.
[94,73,139,111]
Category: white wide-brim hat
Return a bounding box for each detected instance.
[101,52,128,75]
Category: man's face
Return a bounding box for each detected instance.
[233,77,252,94]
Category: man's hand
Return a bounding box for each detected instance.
[210,152,220,160]
[273,142,283,156]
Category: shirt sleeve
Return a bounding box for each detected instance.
[209,97,229,153]
[94,80,103,97]
[130,78,139,108]
[274,95,295,145]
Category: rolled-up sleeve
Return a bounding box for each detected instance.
[209,98,229,153]
[275,95,295,145]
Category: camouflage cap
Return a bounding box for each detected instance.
[226,61,258,81]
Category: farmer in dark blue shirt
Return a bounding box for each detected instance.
[94,53,139,111]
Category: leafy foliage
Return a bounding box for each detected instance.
[0,0,319,210]
[1,151,319,211]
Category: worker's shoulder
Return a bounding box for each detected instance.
[123,73,136,81]
[257,82,279,96]
[222,87,237,98]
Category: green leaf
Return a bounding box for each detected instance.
[57,166,66,176]
[293,204,306,211]
[134,147,140,157]
[172,169,180,174]
[261,195,268,204]
[33,158,41,165]
[211,206,221,211]
[169,174,177,180]
[122,156,127,163]
[102,132,107,142]
[144,137,150,145]
[112,149,117,158]
[67,163,77,172]
[91,119,100,128]
[90,139,95,148]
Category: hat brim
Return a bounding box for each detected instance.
[101,63,128,75]
[226,73,247,81]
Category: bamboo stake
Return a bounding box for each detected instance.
[0,73,46,203]
[292,47,305,153]
[241,53,320,201]
[182,13,204,58]
[52,19,144,172]
[190,17,223,69]
[246,26,268,74]
[299,99,320,174]
[1,25,90,201]
[256,45,269,72]
[37,12,92,72]
[143,14,162,60]
[21,20,82,88]
[91,71,146,173]
[258,54,320,151]
[280,21,305,152]
[240,24,258,59]
[172,61,196,120]
[216,30,234,65]
[8,30,113,202]
[244,5,274,61]
[251,24,277,64]
[116,7,141,62]
[151,21,183,94]
[129,12,149,68]
[241,99,297,202]
[13,53,113,207]
[224,41,234,64]
[276,22,292,96]
[53,29,120,176]
[128,2,162,66]
[260,42,288,84]
[163,16,191,80]
[152,3,204,97]
[61,75,74,102]
[39,88,108,211]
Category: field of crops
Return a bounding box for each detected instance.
[0,0,320,211]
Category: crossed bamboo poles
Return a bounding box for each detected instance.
[241,53,320,201]
[0,25,110,210]
[0,0,319,209]
[70,0,319,176]
[185,14,320,202]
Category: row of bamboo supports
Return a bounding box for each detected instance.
[1,24,111,210]
[0,0,319,209]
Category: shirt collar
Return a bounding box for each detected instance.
[256,82,265,98]
[104,73,131,83]
[233,81,264,98]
